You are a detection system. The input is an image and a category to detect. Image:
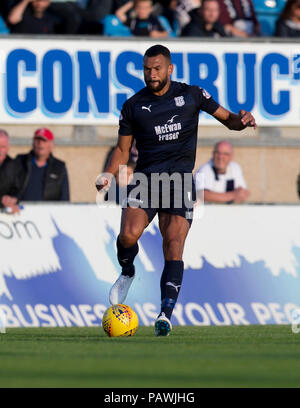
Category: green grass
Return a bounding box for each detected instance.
[0,325,299,387]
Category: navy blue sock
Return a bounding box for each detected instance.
[117,236,138,277]
[160,260,184,320]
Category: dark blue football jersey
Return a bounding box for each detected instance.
[119,81,219,173]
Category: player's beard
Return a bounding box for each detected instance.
[145,76,168,93]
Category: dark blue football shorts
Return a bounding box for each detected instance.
[122,172,195,226]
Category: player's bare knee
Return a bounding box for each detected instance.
[119,229,140,248]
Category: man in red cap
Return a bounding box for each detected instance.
[10,128,70,201]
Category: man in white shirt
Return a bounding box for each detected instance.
[194,140,250,203]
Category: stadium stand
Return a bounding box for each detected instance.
[102,10,177,37]
[0,0,291,37]
[252,0,286,35]
[102,13,177,37]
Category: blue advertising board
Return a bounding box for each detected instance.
[0,39,299,125]
[0,204,299,327]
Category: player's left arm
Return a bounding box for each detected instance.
[212,106,257,130]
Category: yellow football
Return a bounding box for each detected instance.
[102,304,139,337]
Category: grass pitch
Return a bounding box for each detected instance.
[0,325,299,388]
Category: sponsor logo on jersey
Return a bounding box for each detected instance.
[142,105,152,112]
[167,115,179,124]
[174,96,185,107]
[154,117,182,142]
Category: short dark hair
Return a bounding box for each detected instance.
[144,45,171,63]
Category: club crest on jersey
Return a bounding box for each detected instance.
[201,88,211,99]
[174,96,185,107]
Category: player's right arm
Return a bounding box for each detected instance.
[95,134,133,192]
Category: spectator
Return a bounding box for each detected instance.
[182,0,227,37]
[14,128,70,201]
[7,0,57,34]
[115,0,168,37]
[217,0,260,37]
[0,130,19,214]
[275,0,300,37]
[194,140,250,203]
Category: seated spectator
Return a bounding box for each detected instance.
[0,130,20,214]
[182,0,227,37]
[115,0,168,37]
[217,0,260,37]
[275,0,300,37]
[13,128,70,201]
[194,141,250,204]
[7,0,57,34]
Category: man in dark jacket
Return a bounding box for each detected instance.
[7,0,57,34]
[14,128,70,201]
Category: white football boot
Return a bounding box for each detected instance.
[155,312,172,337]
[109,274,135,305]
